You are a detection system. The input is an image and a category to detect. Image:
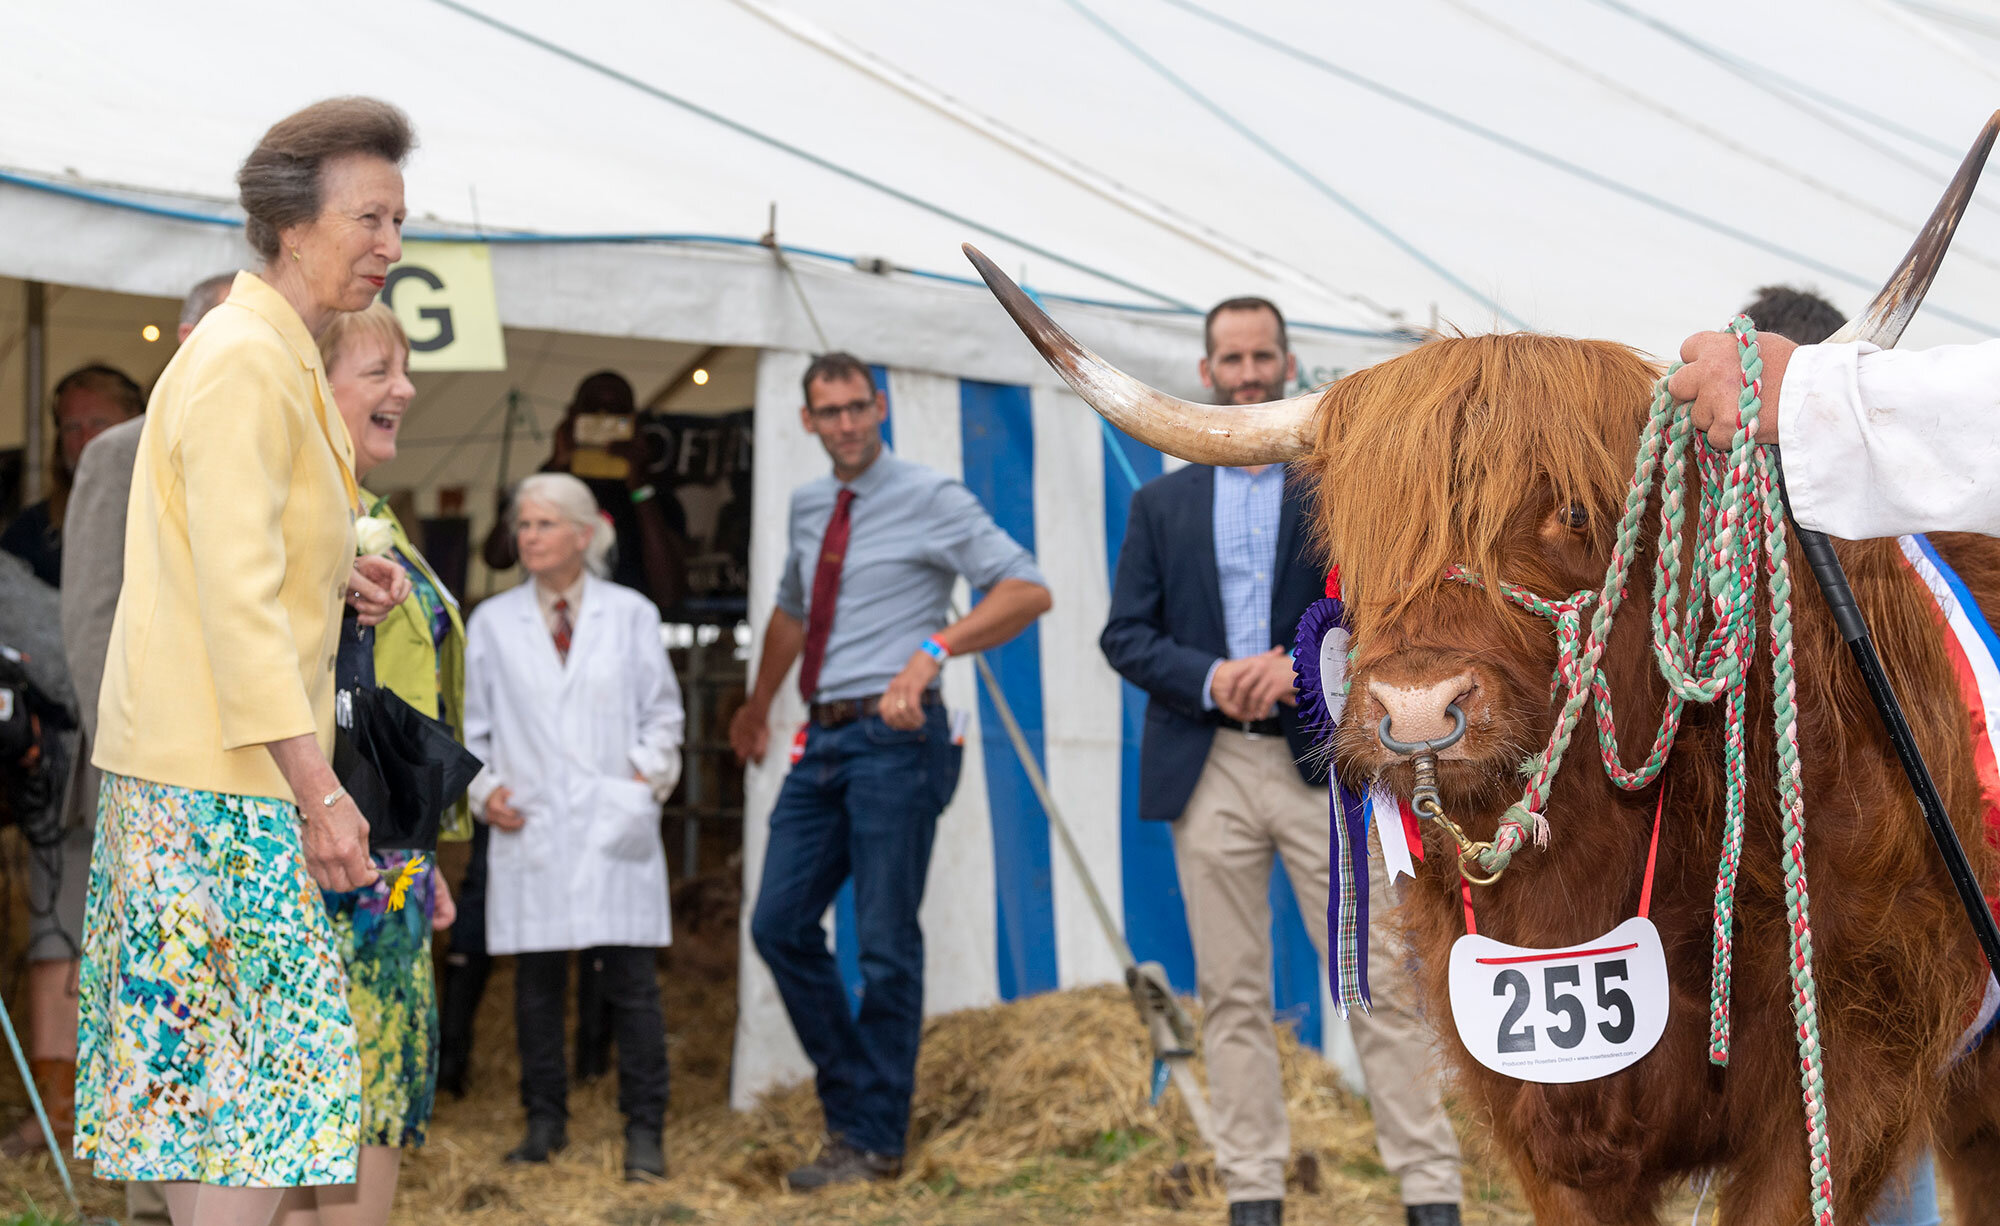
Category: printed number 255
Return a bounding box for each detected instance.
[1494,959,1635,1053]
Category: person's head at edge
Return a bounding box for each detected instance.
[1201,296,1296,409]
[178,273,237,344]
[799,352,885,482]
[1736,284,1844,347]
[512,472,614,590]
[320,303,415,483]
[237,96,415,338]
[46,365,145,527]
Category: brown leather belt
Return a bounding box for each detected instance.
[809,690,943,729]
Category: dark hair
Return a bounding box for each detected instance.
[800,352,877,403]
[237,97,415,262]
[568,370,637,416]
[1736,285,1845,346]
[179,273,237,329]
[1204,296,1288,356]
[53,364,145,423]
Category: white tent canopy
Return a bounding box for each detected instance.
[7,0,1998,354]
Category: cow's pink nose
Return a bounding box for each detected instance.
[1369,673,1477,753]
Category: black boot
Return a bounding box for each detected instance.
[1229,1201,1282,1226]
[624,1125,666,1181]
[1405,1206,1461,1226]
[504,1117,567,1164]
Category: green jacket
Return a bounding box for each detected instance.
[369,495,472,842]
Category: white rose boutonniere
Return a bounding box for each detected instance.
[354,515,396,557]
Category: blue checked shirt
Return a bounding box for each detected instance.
[1202,463,1286,711]
[775,452,1045,702]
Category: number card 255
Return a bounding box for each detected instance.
[1446,916,1670,1084]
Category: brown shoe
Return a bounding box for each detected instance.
[0,1058,75,1159]
[785,1137,901,1190]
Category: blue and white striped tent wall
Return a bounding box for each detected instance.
[732,349,1380,1109]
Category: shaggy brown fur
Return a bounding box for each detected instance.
[1299,334,2000,1224]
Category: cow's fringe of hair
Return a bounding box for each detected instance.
[1295,333,1660,640]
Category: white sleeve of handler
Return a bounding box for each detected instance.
[1779,339,2000,540]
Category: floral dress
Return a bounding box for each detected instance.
[324,847,438,1147]
[321,544,452,1147]
[74,776,361,1185]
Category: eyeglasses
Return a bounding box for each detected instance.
[807,398,875,424]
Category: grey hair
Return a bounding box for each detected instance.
[180,273,237,329]
[511,472,614,577]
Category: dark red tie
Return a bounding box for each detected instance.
[552,598,573,663]
[798,487,855,701]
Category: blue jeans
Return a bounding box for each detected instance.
[750,704,963,1156]
[1869,1151,1940,1226]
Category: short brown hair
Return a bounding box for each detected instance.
[568,370,636,416]
[53,364,145,422]
[237,97,415,262]
[1203,296,1288,356]
[800,351,876,403]
[317,303,411,375]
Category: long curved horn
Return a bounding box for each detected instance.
[962,244,1318,466]
[1832,110,2000,348]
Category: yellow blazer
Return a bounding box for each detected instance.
[94,272,359,801]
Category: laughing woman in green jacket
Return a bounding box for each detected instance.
[276,303,471,1226]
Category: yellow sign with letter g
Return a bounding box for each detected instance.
[383,241,508,372]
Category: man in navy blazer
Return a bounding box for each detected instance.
[1101,457,1325,821]
[1101,298,1462,1226]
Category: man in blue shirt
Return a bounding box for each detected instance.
[731,352,1052,1190]
[1101,300,1463,1226]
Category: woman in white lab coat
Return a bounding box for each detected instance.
[463,472,683,1181]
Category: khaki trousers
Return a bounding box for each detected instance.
[1172,731,1463,1206]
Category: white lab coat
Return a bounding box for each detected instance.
[464,575,684,955]
[1780,338,2000,540]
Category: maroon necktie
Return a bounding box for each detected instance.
[552,598,573,663]
[797,487,855,701]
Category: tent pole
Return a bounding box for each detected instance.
[22,281,44,505]
[485,387,521,598]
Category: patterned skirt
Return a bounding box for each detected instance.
[323,849,439,1148]
[74,774,360,1186]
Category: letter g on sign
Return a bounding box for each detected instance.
[382,264,457,353]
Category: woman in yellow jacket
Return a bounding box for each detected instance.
[273,305,470,1226]
[75,98,417,1226]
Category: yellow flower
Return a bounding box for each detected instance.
[387,853,428,911]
